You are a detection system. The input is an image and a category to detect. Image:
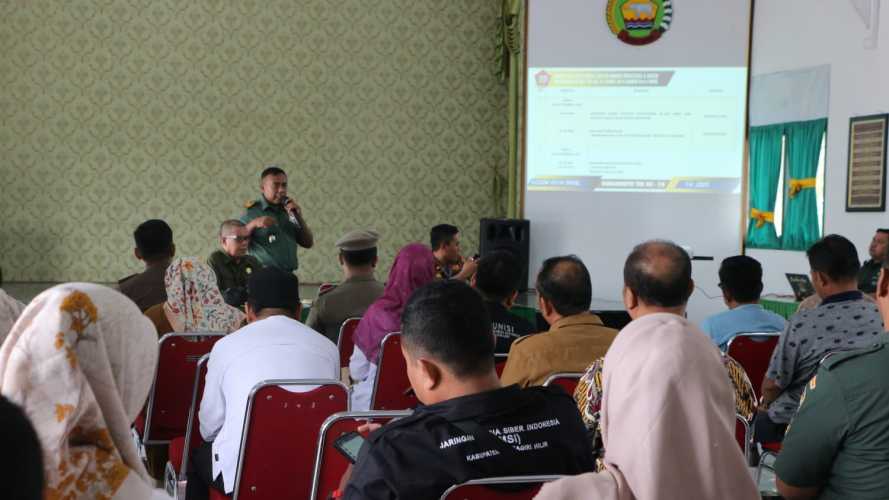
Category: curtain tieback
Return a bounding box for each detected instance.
[750,208,774,229]
[788,178,817,198]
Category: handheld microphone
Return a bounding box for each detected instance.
[280,196,302,230]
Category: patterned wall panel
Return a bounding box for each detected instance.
[0,1,507,283]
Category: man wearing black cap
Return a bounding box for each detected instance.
[187,267,338,500]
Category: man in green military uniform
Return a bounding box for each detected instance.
[776,253,889,500]
[208,220,262,307]
[306,229,385,343]
[857,228,888,295]
[240,166,314,273]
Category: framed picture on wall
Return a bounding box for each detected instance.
[846,113,888,212]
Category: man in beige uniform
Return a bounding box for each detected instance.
[306,230,385,343]
[501,255,618,387]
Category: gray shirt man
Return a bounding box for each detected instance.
[766,290,883,424]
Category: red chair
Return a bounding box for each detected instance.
[370,333,418,411]
[309,410,411,500]
[726,333,780,399]
[230,379,349,500]
[439,475,564,500]
[494,354,508,377]
[338,317,361,370]
[164,354,210,499]
[136,333,224,452]
[541,373,583,395]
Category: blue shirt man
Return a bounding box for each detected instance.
[701,303,786,351]
[700,255,786,351]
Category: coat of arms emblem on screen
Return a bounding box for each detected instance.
[606,0,672,46]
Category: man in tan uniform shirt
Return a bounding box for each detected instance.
[306,229,385,343]
[501,255,618,387]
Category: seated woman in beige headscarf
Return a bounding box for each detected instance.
[574,353,758,463]
[144,257,245,336]
[0,283,171,499]
[0,288,26,344]
[537,315,759,500]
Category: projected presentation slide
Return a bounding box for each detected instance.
[526,67,747,193]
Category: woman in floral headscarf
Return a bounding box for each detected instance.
[0,283,171,499]
[144,257,245,336]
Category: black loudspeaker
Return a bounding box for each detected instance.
[479,218,531,290]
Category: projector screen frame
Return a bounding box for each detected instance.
[519,0,758,254]
[518,0,758,323]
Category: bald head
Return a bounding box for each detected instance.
[536,255,592,316]
[624,240,693,308]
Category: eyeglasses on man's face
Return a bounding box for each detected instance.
[223,235,250,243]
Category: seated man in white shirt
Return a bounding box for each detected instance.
[186,267,339,500]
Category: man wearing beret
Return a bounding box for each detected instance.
[306,229,385,343]
[188,267,338,500]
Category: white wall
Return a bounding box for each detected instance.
[749,0,889,295]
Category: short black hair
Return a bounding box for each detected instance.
[134,219,174,262]
[877,228,889,236]
[475,251,522,302]
[247,266,301,314]
[718,255,764,303]
[623,240,693,308]
[341,247,377,267]
[430,224,459,251]
[806,234,860,282]
[536,255,592,316]
[401,280,494,377]
[261,165,286,179]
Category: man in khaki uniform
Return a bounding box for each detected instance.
[118,219,175,311]
[501,255,617,387]
[306,230,385,343]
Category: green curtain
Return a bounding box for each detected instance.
[746,124,784,249]
[781,118,826,250]
[497,0,523,217]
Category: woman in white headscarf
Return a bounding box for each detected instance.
[0,288,26,344]
[0,283,171,499]
[536,312,759,500]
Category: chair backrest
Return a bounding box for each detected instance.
[541,372,583,395]
[370,332,418,411]
[178,354,210,479]
[310,410,412,500]
[439,475,564,500]
[494,354,508,377]
[726,333,780,399]
[143,333,224,444]
[735,413,751,465]
[232,380,349,500]
[338,317,361,369]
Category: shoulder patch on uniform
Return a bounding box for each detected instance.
[821,343,884,370]
[318,284,337,296]
[244,199,258,208]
